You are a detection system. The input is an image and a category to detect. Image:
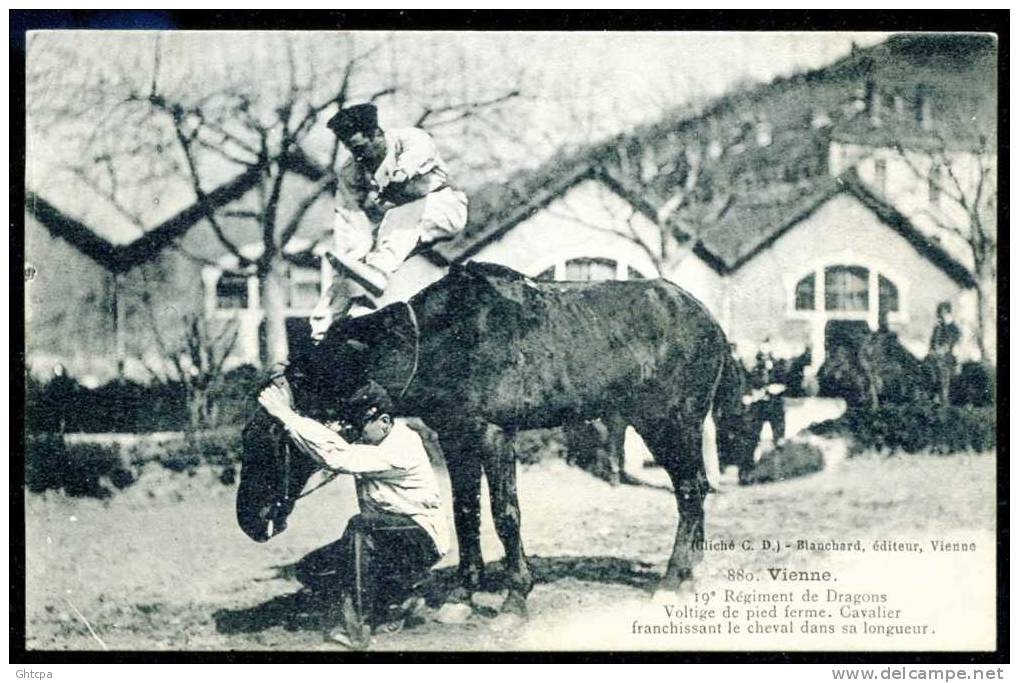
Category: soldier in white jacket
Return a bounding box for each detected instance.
[310,103,468,339]
[258,380,449,648]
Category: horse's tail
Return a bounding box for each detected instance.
[709,349,756,484]
[702,348,751,485]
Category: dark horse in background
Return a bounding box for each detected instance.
[237,262,748,614]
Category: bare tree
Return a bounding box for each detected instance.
[138,275,240,431]
[890,136,997,363]
[28,32,522,367]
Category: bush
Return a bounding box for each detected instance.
[951,361,996,407]
[25,435,134,498]
[208,364,262,428]
[25,367,266,435]
[743,440,824,484]
[511,428,568,465]
[124,428,243,472]
[817,329,933,407]
[809,404,996,454]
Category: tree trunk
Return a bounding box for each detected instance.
[260,259,290,368]
[973,267,994,365]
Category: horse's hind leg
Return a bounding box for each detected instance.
[439,431,484,603]
[636,413,708,593]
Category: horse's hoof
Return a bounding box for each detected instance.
[445,586,473,605]
[500,592,529,618]
[653,574,696,601]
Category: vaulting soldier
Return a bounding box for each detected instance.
[309,103,469,341]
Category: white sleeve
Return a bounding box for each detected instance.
[279,413,396,474]
[393,128,440,178]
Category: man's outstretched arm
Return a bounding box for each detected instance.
[258,385,392,474]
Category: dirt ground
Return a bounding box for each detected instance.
[24,439,995,652]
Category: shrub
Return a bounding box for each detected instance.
[511,428,568,465]
[743,440,824,484]
[25,435,133,498]
[808,404,996,454]
[951,361,996,407]
[25,366,266,435]
[124,428,243,473]
[817,329,934,407]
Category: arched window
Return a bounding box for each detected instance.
[216,273,248,309]
[879,274,899,313]
[626,266,647,280]
[824,266,869,311]
[564,257,616,281]
[795,273,816,310]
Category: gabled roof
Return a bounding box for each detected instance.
[428,162,662,265]
[693,170,976,287]
[428,33,994,271]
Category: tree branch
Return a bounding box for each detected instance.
[279,175,335,248]
[414,89,521,129]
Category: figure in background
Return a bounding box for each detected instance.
[750,337,786,443]
[309,103,469,340]
[928,301,961,405]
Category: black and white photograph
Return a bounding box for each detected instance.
[16,14,1004,660]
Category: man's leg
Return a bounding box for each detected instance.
[357,513,440,626]
[327,512,438,645]
[769,398,786,442]
[327,199,427,298]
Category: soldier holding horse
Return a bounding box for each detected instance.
[239,261,750,629]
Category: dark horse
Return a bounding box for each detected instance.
[237,262,747,614]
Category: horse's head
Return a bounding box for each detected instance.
[235,380,319,542]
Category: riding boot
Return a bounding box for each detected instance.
[325,251,389,298]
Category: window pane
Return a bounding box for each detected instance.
[289,267,321,309]
[795,273,815,310]
[565,257,616,281]
[216,273,248,309]
[825,266,869,311]
[626,266,647,280]
[879,274,899,312]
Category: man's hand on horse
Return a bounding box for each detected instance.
[258,384,294,421]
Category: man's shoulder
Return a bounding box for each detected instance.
[391,420,427,446]
[383,421,430,462]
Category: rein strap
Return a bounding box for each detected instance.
[397,300,420,400]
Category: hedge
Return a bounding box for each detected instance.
[26,365,263,434]
[809,404,996,454]
[25,428,244,497]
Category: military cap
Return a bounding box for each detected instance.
[326,103,379,139]
[345,379,394,426]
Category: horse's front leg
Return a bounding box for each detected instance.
[479,422,533,616]
[439,430,484,603]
